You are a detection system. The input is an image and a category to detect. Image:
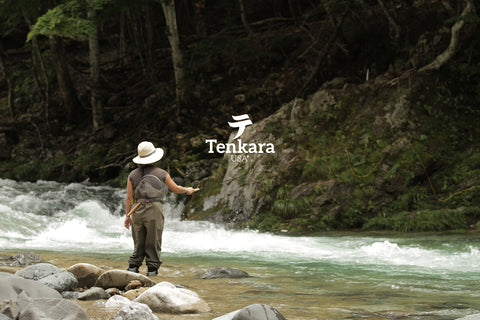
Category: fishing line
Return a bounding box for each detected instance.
[345,137,480,202]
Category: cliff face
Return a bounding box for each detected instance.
[185,72,480,233]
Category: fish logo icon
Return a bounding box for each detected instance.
[228,114,253,139]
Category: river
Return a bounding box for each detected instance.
[1,178,480,319]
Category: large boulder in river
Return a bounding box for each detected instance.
[38,271,78,292]
[17,291,88,320]
[201,266,250,279]
[15,263,61,281]
[213,304,286,320]
[135,281,210,314]
[94,269,155,289]
[67,263,104,288]
[0,272,62,301]
[0,272,88,320]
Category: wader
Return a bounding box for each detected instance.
[128,167,167,271]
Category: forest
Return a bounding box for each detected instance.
[1,0,480,232]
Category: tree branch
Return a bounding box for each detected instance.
[419,0,474,72]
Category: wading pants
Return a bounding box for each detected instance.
[128,201,164,270]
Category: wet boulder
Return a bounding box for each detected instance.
[105,295,131,309]
[0,272,88,320]
[38,271,78,292]
[213,304,287,320]
[94,269,155,290]
[201,267,249,279]
[67,263,104,288]
[77,287,110,301]
[0,272,62,301]
[15,263,61,281]
[113,300,159,320]
[135,281,210,314]
[17,291,88,320]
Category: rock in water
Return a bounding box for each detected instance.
[213,304,287,320]
[38,271,78,292]
[11,252,44,266]
[77,287,110,300]
[113,301,159,320]
[135,281,210,314]
[17,291,88,320]
[15,263,62,281]
[105,295,131,309]
[0,272,62,301]
[94,270,156,289]
[0,272,88,320]
[233,304,286,320]
[201,267,249,279]
[67,263,104,288]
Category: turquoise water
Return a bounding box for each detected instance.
[1,178,480,319]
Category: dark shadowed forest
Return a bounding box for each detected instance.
[1,0,480,232]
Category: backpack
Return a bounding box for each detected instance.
[134,168,167,202]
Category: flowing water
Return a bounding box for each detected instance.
[1,178,480,319]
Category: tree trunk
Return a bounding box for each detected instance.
[160,0,189,114]
[24,15,50,122]
[144,0,154,73]
[0,43,15,119]
[88,2,104,129]
[238,0,253,36]
[119,11,127,66]
[49,36,81,123]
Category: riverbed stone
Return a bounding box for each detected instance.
[135,281,210,314]
[15,263,61,281]
[456,314,480,320]
[67,263,104,288]
[125,279,143,291]
[94,269,156,290]
[0,271,62,301]
[233,304,286,320]
[16,291,89,320]
[10,252,44,266]
[105,295,131,309]
[0,272,87,320]
[0,299,20,319]
[38,271,78,292]
[113,300,159,320]
[77,287,110,300]
[201,266,249,279]
[123,287,149,300]
[214,304,286,320]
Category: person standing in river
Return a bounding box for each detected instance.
[124,141,198,276]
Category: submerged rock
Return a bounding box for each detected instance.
[135,281,210,314]
[201,267,250,279]
[213,304,286,320]
[233,304,287,320]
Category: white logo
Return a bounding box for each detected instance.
[228,114,253,139]
[205,114,275,161]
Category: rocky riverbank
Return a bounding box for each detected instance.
[0,251,287,320]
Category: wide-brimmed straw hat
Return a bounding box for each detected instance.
[133,141,164,164]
